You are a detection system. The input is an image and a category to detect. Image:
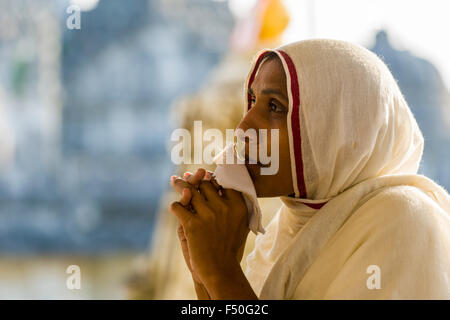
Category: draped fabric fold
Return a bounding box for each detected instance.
[243,39,450,299]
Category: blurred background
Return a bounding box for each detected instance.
[0,0,448,299]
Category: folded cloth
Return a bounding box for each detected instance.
[243,39,450,299]
[213,143,265,235]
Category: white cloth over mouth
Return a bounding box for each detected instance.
[213,143,265,235]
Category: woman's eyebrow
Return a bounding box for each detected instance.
[262,88,288,101]
[248,87,288,101]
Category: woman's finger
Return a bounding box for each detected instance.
[203,171,213,181]
[210,175,224,195]
[180,188,191,207]
[185,168,206,186]
[221,187,242,202]
[177,223,194,274]
[169,201,193,225]
[198,180,222,202]
[210,175,219,188]
[183,172,193,180]
[177,222,186,242]
[170,176,196,195]
[190,190,212,218]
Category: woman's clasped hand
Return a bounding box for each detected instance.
[168,168,250,287]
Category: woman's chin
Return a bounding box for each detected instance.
[246,164,293,198]
[247,166,277,197]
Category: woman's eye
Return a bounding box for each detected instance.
[250,97,256,105]
[269,102,283,113]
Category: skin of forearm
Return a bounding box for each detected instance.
[202,262,258,300]
[193,279,211,300]
[191,249,248,300]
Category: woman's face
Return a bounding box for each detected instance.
[237,55,294,197]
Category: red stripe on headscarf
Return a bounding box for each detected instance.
[246,49,327,208]
[277,50,307,198]
[304,202,327,209]
[247,51,269,111]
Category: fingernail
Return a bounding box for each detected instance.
[170,175,177,182]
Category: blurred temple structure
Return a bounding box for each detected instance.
[0,0,233,253]
[0,0,234,298]
[370,30,450,188]
[0,0,448,299]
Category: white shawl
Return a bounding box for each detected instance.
[243,39,450,299]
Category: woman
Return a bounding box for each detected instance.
[169,39,450,299]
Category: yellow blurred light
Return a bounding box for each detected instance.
[258,0,290,41]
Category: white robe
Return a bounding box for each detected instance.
[241,39,450,299]
[246,176,450,299]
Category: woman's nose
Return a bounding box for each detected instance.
[237,105,262,132]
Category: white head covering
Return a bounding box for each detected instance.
[243,39,450,299]
[245,39,424,201]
